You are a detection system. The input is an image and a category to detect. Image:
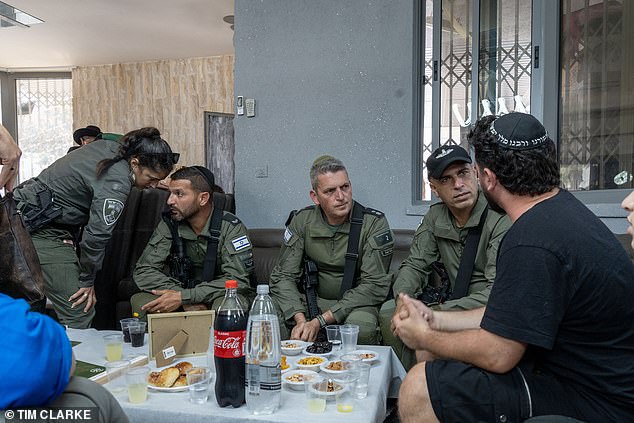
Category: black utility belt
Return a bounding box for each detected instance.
[19,185,63,233]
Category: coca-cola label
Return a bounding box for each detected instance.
[214,330,246,358]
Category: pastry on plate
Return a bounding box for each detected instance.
[172,375,188,387]
[175,361,193,376]
[148,367,180,388]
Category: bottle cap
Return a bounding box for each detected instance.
[225,279,238,289]
[256,284,269,295]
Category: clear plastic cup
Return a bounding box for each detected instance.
[340,324,359,354]
[128,322,147,347]
[126,366,149,404]
[186,367,211,404]
[120,318,139,343]
[305,373,326,413]
[341,353,362,374]
[105,359,130,394]
[334,373,358,413]
[103,333,123,361]
[354,362,371,399]
[325,325,342,354]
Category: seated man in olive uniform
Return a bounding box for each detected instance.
[269,155,394,344]
[131,166,255,318]
[379,145,510,369]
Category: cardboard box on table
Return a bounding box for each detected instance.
[147,310,215,367]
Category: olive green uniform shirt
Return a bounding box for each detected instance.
[270,204,394,323]
[393,190,511,310]
[13,139,131,288]
[133,211,255,305]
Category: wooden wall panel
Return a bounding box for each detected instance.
[72,55,234,166]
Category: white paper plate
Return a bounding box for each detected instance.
[319,360,348,375]
[308,379,347,400]
[295,355,327,372]
[351,349,379,364]
[283,369,318,391]
[281,340,307,356]
[147,384,189,392]
[146,361,192,392]
[301,346,331,358]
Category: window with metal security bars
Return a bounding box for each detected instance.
[16,78,73,182]
[559,0,634,193]
[415,0,532,202]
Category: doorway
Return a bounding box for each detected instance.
[204,112,235,194]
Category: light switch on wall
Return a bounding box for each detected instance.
[245,98,256,117]
[236,96,244,115]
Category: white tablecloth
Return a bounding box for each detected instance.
[68,329,149,382]
[68,329,406,423]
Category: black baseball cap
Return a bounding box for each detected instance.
[426,145,472,179]
[73,125,101,144]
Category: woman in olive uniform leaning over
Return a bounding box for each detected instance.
[13,127,178,328]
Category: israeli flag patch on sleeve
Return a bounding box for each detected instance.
[232,235,251,251]
[284,228,293,243]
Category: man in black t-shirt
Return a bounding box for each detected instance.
[393,113,634,423]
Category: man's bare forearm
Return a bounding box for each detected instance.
[419,327,525,373]
[434,307,485,332]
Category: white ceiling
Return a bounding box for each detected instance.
[0,0,235,71]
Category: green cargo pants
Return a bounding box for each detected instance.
[277,297,381,345]
[31,229,94,329]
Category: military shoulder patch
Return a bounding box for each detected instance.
[283,228,293,243]
[222,213,241,225]
[373,230,393,246]
[103,199,124,226]
[363,207,384,217]
[285,206,313,227]
[231,235,251,251]
[285,210,298,227]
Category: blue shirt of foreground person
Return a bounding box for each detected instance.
[0,293,73,408]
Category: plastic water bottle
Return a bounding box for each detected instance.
[245,284,282,415]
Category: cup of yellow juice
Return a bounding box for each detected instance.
[103,334,123,361]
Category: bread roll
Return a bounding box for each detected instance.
[172,375,188,387]
[175,361,193,376]
[148,367,180,388]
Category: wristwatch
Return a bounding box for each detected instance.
[315,314,327,328]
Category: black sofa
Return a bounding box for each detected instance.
[92,185,415,329]
[93,189,634,330]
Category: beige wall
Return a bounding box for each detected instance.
[72,55,234,166]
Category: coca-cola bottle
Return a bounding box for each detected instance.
[214,279,247,407]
